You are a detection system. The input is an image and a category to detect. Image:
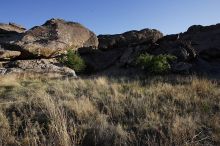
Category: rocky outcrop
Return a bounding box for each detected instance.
[182,24,220,53]
[98,29,163,50]
[148,23,220,74]
[14,18,98,58]
[0,18,100,76]
[1,18,220,76]
[150,39,197,62]
[0,19,98,60]
[0,59,76,77]
[81,29,163,71]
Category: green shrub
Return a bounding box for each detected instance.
[136,54,176,74]
[59,49,86,73]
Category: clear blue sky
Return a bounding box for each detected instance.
[1,0,220,35]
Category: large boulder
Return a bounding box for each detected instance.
[14,18,98,58]
[98,29,163,50]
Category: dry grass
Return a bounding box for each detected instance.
[0,74,219,146]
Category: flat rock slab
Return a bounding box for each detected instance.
[0,49,21,60]
[1,59,76,77]
[0,22,26,33]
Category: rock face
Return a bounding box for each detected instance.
[81,29,163,71]
[15,18,98,58]
[98,29,163,50]
[150,38,197,62]
[182,24,220,53]
[148,23,220,74]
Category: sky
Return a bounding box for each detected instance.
[1,0,220,35]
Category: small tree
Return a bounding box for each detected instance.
[136,54,176,74]
[59,50,86,73]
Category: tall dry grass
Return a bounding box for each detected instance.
[0,74,219,146]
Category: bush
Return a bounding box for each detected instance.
[136,54,176,74]
[59,49,86,73]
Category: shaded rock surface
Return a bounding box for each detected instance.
[81,29,163,71]
[182,24,220,54]
[148,23,220,74]
[0,23,25,44]
[98,29,163,50]
[85,23,220,75]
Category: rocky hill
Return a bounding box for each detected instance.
[1,18,220,77]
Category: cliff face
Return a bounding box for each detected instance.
[0,19,220,76]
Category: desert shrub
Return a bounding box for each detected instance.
[136,54,176,74]
[59,49,86,73]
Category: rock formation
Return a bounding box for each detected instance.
[98,29,163,50]
[0,18,220,76]
[15,18,98,58]
[149,23,220,74]
[0,18,98,60]
[0,18,98,76]
[80,29,163,71]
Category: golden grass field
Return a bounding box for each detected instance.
[0,74,219,146]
